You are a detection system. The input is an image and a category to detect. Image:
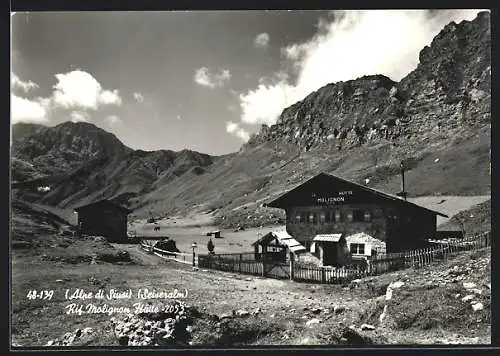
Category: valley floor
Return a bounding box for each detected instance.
[11,242,491,347]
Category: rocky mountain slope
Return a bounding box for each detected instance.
[12,131,216,209]
[11,122,133,181]
[10,12,491,229]
[248,11,490,156]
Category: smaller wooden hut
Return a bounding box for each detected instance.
[345,232,386,259]
[206,230,222,238]
[74,199,132,243]
[311,234,351,267]
[251,230,308,263]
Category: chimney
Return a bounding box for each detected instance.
[397,160,407,201]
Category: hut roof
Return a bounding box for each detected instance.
[74,199,133,214]
[265,172,448,218]
[313,234,344,242]
[345,232,386,247]
[251,230,306,253]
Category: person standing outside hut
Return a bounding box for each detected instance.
[363,256,371,275]
[207,238,215,255]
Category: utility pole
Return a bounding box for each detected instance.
[396,160,408,201]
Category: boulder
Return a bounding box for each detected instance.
[461,294,475,302]
[311,307,322,315]
[341,326,387,345]
[219,313,233,320]
[472,302,484,312]
[390,281,405,289]
[360,323,376,331]
[236,309,249,317]
[463,282,477,289]
[305,318,322,327]
[334,305,346,314]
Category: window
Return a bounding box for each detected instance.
[319,212,326,223]
[364,211,372,222]
[309,212,314,223]
[350,243,365,255]
[267,246,281,253]
[334,211,342,222]
[346,211,353,222]
[301,212,307,223]
[295,214,301,223]
[353,210,364,222]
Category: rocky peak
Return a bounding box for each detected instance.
[246,12,490,155]
[12,121,133,175]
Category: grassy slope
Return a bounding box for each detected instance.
[439,199,491,235]
[11,200,76,242]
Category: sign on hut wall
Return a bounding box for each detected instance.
[314,190,353,205]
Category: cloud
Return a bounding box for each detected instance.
[237,9,484,127]
[70,111,90,123]
[226,121,239,133]
[238,82,296,126]
[104,115,122,126]
[11,94,48,124]
[176,114,182,121]
[52,70,122,110]
[226,121,250,142]
[194,67,231,88]
[11,73,39,93]
[254,32,270,48]
[133,92,145,103]
[99,89,122,105]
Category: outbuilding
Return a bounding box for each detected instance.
[206,230,222,238]
[74,199,133,242]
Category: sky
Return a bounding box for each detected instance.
[11,10,485,155]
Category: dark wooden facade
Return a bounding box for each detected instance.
[265,173,447,254]
[74,200,132,243]
[251,234,288,263]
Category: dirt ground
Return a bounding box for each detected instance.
[11,240,491,347]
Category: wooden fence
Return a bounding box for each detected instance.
[198,254,264,276]
[139,241,197,266]
[367,231,491,275]
[195,231,491,284]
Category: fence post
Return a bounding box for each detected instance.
[262,255,266,277]
[321,267,326,284]
[239,254,242,272]
[289,252,294,281]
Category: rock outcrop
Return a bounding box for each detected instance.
[247,12,491,158]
